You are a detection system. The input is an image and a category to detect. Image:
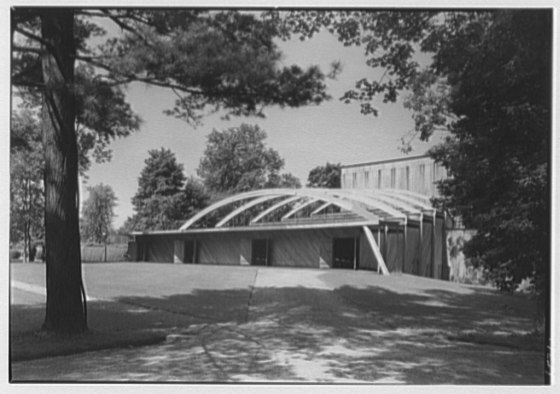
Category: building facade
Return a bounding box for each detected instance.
[129,188,450,279]
[341,155,448,198]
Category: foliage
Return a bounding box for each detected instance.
[266,10,439,118]
[74,64,143,172]
[10,110,44,262]
[306,162,341,188]
[80,183,118,243]
[428,11,551,300]
[12,15,142,174]
[275,10,551,299]
[11,8,330,333]
[197,124,300,193]
[275,173,302,189]
[127,149,210,231]
[93,10,330,124]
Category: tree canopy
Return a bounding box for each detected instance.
[276,10,551,299]
[10,110,44,261]
[80,183,118,243]
[127,148,210,231]
[11,8,330,334]
[197,124,301,193]
[307,162,341,188]
[428,11,551,298]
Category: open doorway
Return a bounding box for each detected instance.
[332,237,358,269]
[184,240,198,263]
[251,239,270,266]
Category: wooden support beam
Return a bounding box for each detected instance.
[402,222,407,272]
[311,201,332,215]
[363,226,389,275]
[430,211,436,278]
[216,195,279,227]
[384,224,388,263]
[353,236,357,270]
[441,212,448,280]
[281,198,318,220]
[417,213,423,276]
[377,227,381,274]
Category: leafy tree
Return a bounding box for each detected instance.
[11,8,329,334]
[198,124,299,193]
[10,110,44,262]
[80,184,117,243]
[128,149,210,231]
[275,173,302,189]
[13,18,142,175]
[427,11,551,301]
[307,162,341,188]
[276,10,551,302]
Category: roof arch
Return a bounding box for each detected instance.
[179,188,436,231]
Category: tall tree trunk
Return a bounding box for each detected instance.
[40,9,87,334]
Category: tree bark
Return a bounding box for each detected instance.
[40,9,87,334]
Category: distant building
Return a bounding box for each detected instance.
[341,154,448,198]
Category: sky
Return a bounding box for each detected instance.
[82,18,443,229]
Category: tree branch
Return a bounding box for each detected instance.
[14,26,51,49]
[12,79,44,88]
[99,9,152,47]
[12,45,42,54]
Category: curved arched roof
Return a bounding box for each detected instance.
[179,188,435,231]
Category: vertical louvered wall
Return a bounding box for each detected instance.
[134,219,447,279]
[341,155,448,198]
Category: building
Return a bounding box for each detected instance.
[341,154,448,197]
[129,185,450,279]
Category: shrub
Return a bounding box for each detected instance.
[10,250,22,261]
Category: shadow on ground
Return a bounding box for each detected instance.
[11,279,546,384]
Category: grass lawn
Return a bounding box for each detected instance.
[10,300,172,362]
[10,263,548,383]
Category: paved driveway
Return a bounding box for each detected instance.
[10,263,546,383]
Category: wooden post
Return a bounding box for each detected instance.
[402,222,407,273]
[431,212,436,278]
[384,224,388,263]
[442,212,448,280]
[377,227,381,273]
[418,213,423,276]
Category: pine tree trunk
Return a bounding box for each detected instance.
[40,9,87,334]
